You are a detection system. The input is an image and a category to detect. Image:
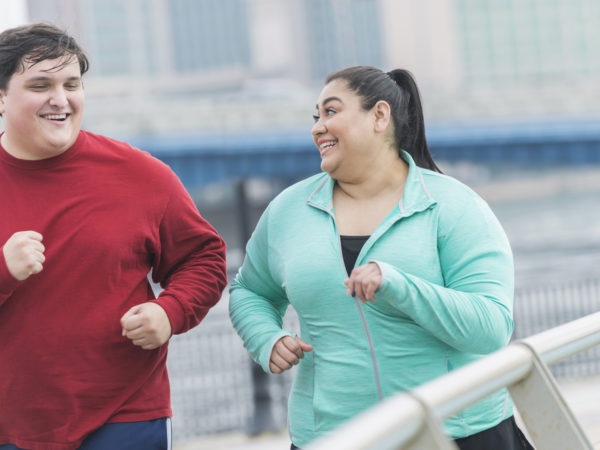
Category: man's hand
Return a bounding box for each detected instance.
[120,302,172,350]
[2,231,45,281]
[269,335,313,374]
[344,262,382,303]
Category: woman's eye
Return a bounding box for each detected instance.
[313,107,337,122]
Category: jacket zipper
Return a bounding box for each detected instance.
[351,292,383,401]
[310,200,384,402]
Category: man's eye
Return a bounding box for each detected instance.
[30,85,48,90]
[65,84,80,90]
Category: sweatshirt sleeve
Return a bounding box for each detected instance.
[151,173,227,335]
[0,247,20,307]
[229,205,293,372]
[374,193,514,355]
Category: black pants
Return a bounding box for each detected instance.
[291,416,533,450]
[455,416,533,450]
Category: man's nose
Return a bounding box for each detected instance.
[48,87,69,107]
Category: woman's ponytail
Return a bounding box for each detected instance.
[387,69,441,173]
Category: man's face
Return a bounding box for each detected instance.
[0,56,84,160]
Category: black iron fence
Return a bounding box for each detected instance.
[513,278,600,378]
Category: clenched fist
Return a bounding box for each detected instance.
[345,262,382,303]
[121,302,172,350]
[2,231,45,281]
[269,335,313,374]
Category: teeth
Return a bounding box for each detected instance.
[43,114,67,120]
[320,141,336,150]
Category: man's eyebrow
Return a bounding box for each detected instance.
[24,76,52,82]
[316,96,343,109]
[25,76,81,82]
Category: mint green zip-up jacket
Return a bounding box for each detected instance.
[229,152,514,447]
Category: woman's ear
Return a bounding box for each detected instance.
[372,100,391,133]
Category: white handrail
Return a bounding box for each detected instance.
[307,311,600,450]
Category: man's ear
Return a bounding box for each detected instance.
[0,89,6,116]
[372,100,391,133]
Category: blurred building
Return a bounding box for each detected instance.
[0,0,28,30]
[6,0,600,137]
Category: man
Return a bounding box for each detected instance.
[0,23,227,449]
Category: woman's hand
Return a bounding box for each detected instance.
[345,262,382,303]
[269,335,313,374]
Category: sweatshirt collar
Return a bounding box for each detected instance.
[307,150,436,217]
[0,130,86,170]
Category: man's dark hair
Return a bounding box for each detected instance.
[0,22,89,91]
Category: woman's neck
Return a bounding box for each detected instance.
[336,155,409,201]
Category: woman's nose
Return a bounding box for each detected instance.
[312,117,326,137]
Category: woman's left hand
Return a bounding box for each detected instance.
[344,262,382,303]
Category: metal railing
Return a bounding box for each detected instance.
[306,311,600,450]
[166,278,600,442]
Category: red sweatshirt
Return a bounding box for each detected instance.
[0,131,227,450]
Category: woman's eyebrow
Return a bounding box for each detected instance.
[316,96,343,109]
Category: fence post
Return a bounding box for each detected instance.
[235,179,279,435]
[402,395,458,450]
[509,341,593,449]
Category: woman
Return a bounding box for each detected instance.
[229,66,532,449]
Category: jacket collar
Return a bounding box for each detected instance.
[397,150,437,217]
[306,150,436,218]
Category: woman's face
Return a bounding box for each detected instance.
[311,79,377,180]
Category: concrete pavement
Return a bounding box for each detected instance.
[560,375,600,448]
[174,429,290,450]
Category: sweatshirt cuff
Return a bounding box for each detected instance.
[368,259,387,289]
[153,294,186,335]
[264,330,295,373]
[368,260,411,305]
[0,247,20,296]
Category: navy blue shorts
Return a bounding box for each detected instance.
[0,417,172,450]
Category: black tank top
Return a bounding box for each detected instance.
[340,235,369,275]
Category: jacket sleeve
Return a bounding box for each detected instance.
[374,194,514,355]
[0,246,20,307]
[151,173,227,335]
[229,205,293,372]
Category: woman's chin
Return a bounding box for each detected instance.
[320,157,336,175]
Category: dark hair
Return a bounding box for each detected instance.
[325,66,441,173]
[0,22,89,92]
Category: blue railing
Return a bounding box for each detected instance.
[125,119,600,190]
